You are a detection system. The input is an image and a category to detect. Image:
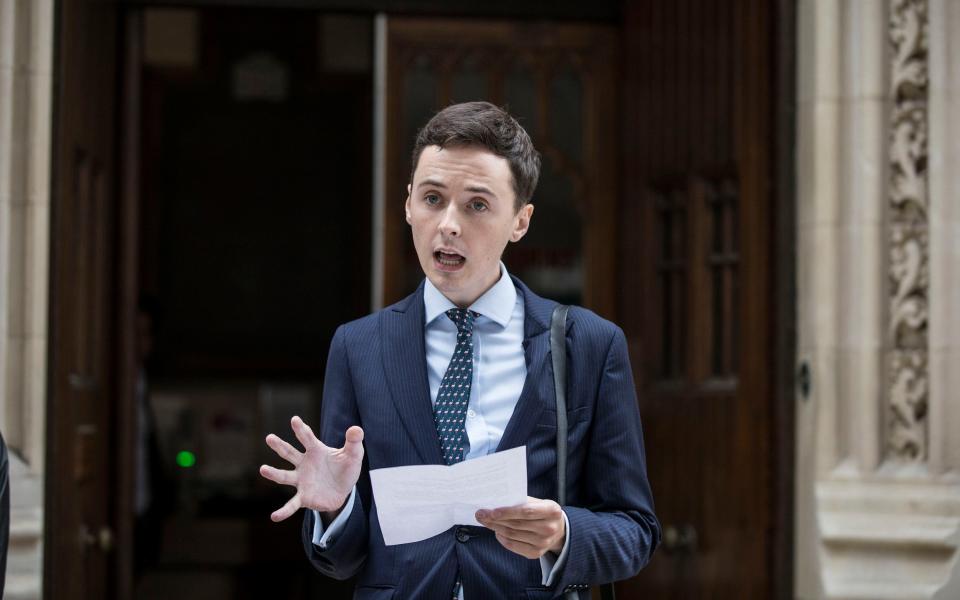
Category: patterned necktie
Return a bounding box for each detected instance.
[434,309,477,600]
[434,308,478,465]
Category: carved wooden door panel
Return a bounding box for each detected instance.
[47,0,119,598]
[618,0,781,598]
[381,18,618,317]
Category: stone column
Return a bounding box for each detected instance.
[928,0,960,479]
[795,1,960,598]
[0,0,54,597]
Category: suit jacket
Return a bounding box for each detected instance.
[301,276,660,599]
[0,430,8,600]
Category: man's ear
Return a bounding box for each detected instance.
[510,202,534,242]
[405,184,412,225]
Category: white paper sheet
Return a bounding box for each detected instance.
[369,446,527,546]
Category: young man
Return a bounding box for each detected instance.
[260,102,659,599]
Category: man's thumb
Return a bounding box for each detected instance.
[343,426,364,458]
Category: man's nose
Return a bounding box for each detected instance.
[438,204,461,237]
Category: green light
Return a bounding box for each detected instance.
[176,451,196,468]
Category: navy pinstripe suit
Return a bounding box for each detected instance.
[302,276,660,599]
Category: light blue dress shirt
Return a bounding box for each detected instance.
[312,263,570,594]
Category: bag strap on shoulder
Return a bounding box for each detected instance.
[549,305,616,600]
[550,304,570,506]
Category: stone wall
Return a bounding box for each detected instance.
[795,1,960,598]
[0,0,54,597]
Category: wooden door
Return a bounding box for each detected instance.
[46,0,120,598]
[618,0,783,598]
[381,18,618,315]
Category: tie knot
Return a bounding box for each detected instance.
[445,308,478,333]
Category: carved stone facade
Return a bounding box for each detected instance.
[795,0,960,598]
[888,0,930,463]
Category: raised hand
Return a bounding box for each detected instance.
[259,415,364,522]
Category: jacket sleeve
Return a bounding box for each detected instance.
[300,325,370,579]
[550,326,661,595]
[0,431,9,599]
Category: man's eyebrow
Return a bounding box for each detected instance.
[464,185,496,197]
[417,178,447,189]
[416,180,497,198]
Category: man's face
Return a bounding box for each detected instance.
[405,145,534,307]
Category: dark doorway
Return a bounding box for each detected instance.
[130,7,371,599]
[46,1,792,599]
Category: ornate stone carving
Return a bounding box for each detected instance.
[889,350,928,460]
[888,0,929,462]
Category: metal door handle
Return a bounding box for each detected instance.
[662,523,697,554]
[80,524,114,553]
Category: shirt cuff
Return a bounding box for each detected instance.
[539,510,571,587]
[311,486,357,549]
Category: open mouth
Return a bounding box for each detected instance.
[434,250,466,268]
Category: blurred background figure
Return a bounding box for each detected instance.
[132,297,169,582]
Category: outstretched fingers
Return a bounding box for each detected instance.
[259,464,297,487]
[271,493,302,522]
[290,415,320,451]
[262,420,362,523]
[265,433,302,467]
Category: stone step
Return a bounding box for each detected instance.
[826,580,940,600]
[821,512,960,551]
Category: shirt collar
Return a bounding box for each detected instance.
[423,262,517,328]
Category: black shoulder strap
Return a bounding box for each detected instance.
[550,305,570,507]
[549,305,616,600]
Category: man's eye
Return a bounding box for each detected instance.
[424,194,440,205]
[470,200,488,212]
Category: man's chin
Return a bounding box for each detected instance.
[425,272,472,304]
[427,270,463,291]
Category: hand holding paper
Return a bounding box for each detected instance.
[475,497,566,559]
[370,446,527,545]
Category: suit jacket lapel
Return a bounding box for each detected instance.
[381,284,443,465]
[496,277,556,453]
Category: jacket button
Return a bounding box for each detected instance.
[456,528,470,543]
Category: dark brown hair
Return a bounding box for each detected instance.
[410,101,541,211]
